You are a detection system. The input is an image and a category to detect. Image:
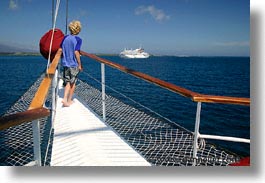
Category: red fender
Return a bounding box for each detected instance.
[229,157,250,166]
[39,28,64,61]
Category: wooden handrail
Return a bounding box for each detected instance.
[80,51,198,99]
[29,49,62,110]
[0,107,50,131]
[80,51,250,106]
[193,95,250,106]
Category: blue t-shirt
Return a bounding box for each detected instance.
[61,35,82,67]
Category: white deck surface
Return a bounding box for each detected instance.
[50,80,151,166]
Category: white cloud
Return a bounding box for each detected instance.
[135,5,170,22]
[9,0,18,10]
[214,41,249,47]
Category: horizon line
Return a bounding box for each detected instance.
[0,51,250,57]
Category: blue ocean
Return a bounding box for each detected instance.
[0,55,250,156]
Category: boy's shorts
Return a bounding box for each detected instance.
[63,67,79,84]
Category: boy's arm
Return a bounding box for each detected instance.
[75,50,82,71]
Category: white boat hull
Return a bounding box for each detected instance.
[120,54,150,59]
[119,47,150,59]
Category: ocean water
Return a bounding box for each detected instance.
[0,56,47,115]
[0,55,250,156]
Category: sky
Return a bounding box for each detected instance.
[0,0,250,56]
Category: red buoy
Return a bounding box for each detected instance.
[39,28,64,61]
[229,157,250,166]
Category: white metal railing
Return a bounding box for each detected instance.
[101,63,106,121]
[29,51,61,166]
[31,69,59,166]
[32,119,42,166]
[192,102,250,166]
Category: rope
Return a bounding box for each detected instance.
[52,0,54,26]
[44,0,62,164]
[46,0,61,73]
[65,0,69,35]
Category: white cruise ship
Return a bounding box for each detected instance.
[119,47,150,59]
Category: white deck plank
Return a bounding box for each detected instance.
[50,80,151,166]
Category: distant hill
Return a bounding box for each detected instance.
[0,43,37,53]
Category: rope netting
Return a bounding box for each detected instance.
[0,74,53,166]
[75,76,241,166]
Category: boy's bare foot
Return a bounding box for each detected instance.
[62,100,70,107]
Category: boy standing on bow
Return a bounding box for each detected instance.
[61,20,83,107]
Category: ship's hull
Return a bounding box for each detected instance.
[120,53,150,59]
[120,47,150,59]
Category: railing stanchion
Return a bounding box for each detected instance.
[32,119,42,166]
[56,61,61,102]
[51,69,58,128]
[101,63,106,121]
[193,102,202,166]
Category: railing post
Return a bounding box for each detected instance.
[56,61,61,98]
[51,69,58,128]
[101,63,106,121]
[32,120,42,166]
[193,102,202,166]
